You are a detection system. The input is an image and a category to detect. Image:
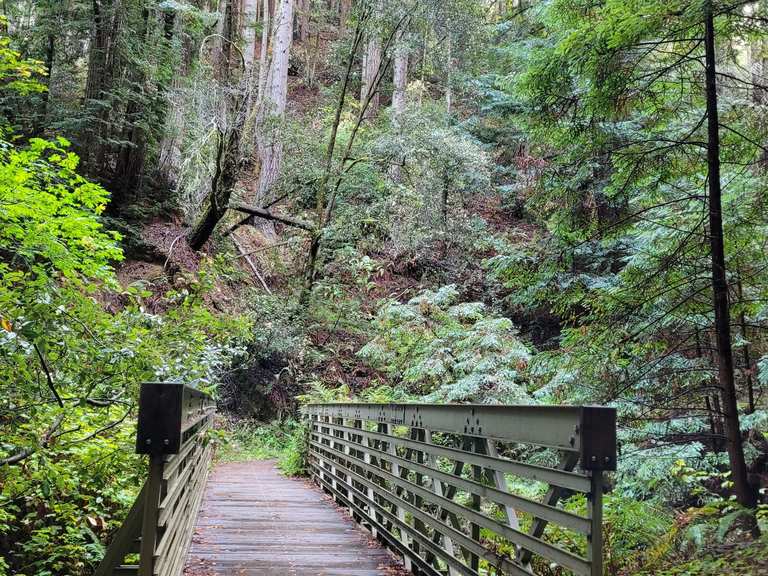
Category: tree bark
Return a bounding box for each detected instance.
[445,33,453,114]
[254,0,294,207]
[257,0,271,103]
[298,0,310,43]
[339,0,351,37]
[188,97,247,250]
[242,0,259,72]
[361,29,381,118]
[389,31,408,182]
[736,277,756,414]
[392,35,408,119]
[703,2,757,510]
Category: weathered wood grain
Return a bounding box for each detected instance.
[184,460,404,576]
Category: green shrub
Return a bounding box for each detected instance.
[218,419,306,475]
[358,285,533,403]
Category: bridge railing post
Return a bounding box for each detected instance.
[95,382,215,576]
[138,455,163,576]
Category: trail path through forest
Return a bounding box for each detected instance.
[184,461,405,575]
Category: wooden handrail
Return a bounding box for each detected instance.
[95,383,215,576]
[304,403,616,576]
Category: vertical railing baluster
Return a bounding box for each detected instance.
[383,422,413,573]
[426,429,458,576]
[469,437,481,573]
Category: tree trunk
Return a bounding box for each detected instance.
[300,19,365,305]
[361,31,381,118]
[392,37,408,119]
[83,0,112,169]
[752,2,768,169]
[445,33,453,114]
[254,0,293,207]
[242,0,259,72]
[339,0,350,37]
[257,0,271,104]
[703,2,758,510]
[389,31,408,182]
[298,0,310,43]
[38,27,55,133]
[188,115,244,250]
[212,0,230,81]
[736,277,756,414]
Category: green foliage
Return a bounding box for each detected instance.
[0,136,122,288]
[540,493,674,575]
[277,422,309,477]
[218,419,308,477]
[0,132,251,573]
[0,24,47,97]
[633,535,768,576]
[297,381,353,404]
[373,99,493,256]
[359,285,532,403]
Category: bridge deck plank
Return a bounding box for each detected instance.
[184,460,404,576]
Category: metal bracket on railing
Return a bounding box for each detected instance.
[136,382,215,455]
[578,406,617,471]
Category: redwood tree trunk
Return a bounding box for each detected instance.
[389,32,408,182]
[360,32,381,118]
[242,0,259,72]
[703,2,757,510]
[255,0,294,206]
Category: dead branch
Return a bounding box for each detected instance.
[231,204,316,232]
[0,413,65,466]
[231,234,273,294]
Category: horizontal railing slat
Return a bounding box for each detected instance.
[158,438,208,527]
[305,403,585,451]
[319,420,591,492]
[154,442,212,562]
[309,438,591,575]
[310,456,535,576]
[312,459,481,576]
[311,463,447,576]
[312,424,591,534]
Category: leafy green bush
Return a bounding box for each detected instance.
[0,132,252,574]
[217,419,308,477]
[358,285,533,403]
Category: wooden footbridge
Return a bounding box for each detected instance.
[95,383,617,576]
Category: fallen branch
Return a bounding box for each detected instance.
[223,213,254,238]
[233,238,300,258]
[163,233,187,270]
[231,234,273,294]
[231,204,315,232]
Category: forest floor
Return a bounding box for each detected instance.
[636,535,768,575]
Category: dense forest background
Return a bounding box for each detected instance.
[1,0,768,574]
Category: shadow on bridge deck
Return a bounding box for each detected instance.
[183,460,406,576]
